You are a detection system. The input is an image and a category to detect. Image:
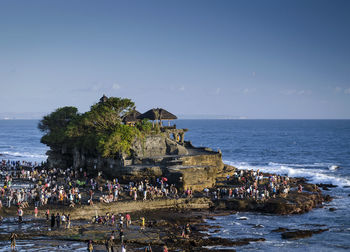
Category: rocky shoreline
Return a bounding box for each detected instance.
[0,175,332,251]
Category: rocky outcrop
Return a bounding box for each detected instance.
[46,132,233,191]
[281,229,329,239]
[213,191,330,215]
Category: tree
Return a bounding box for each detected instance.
[39,96,156,158]
[82,97,135,133]
[38,106,78,148]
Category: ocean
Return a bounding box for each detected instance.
[1,119,350,251]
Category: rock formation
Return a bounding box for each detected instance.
[47,128,235,191]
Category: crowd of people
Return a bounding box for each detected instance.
[0,159,295,218]
[0,159,182,212]
[0,159,182,251]
[1,159,296,251]
[206,169,291,201]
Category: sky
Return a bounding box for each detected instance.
[0,0,349,119]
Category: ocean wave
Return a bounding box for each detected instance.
[1,151,47,159]
[224,160,350,187]
[267,162,334,168]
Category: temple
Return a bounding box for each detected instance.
[47,96,235,191]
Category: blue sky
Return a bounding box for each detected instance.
[0,0,349,119]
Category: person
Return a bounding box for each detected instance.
[181,225,186,238]
[87,239,93,252]
[140,217,145,230]
[66,214,71,229]
[61,213,66,228]
[298,184,303,193]
[145,243,152,252]
[45,209,50,221]
[185,223,191,238]
[50,213,55,228]
[105,236,114,252]
[110,230,115,242]
[34,206,38,218]
[56,213,61,228]
[119,228,124,243]
[163,245,168,252]
[17,207,23,223]
[119,214,124,229]
[121,243,126,252]
[125,213,131,228]
[9,232,17,251]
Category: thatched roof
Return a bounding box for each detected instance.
[122,110,141,123]
[138,108,177,121]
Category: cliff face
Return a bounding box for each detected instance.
[47,134,235,191]
[130,135,188,158]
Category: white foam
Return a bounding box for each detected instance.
[224,160,350,187]
[329,165,339,171]
[1,151,47,159]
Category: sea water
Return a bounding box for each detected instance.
[176,119,350,251]
[1,119,350,251]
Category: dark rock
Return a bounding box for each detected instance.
[302,184,320,192]
[252,224,264,228]
[329,208,337,212]
[272,227,289,232]
[281,229,329,239]
[316,183,337,188]
[323,195,333,202]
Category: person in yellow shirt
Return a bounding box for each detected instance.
[140,217,145,230]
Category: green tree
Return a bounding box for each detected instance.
[38,106,78,148]
[84,97,135,133]
[40,96,158,158]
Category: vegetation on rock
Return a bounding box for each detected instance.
[39,97,155,157]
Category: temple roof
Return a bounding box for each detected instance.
[122,110,141,123]
[138,108,177,121]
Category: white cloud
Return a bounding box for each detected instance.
[215,88,221,94]
[243,88,257,94]
[281,89,311,96]
[335,86,343,93]
[333,86,350,94]
[179,85,185,91]
[297,90,312,95]
[112,83,121,90]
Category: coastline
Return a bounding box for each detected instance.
[0,174,332,251]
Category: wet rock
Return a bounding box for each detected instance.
[329,208,337,212]
[316,183,337,190]
[302,184,320,193]
[272,227,289,232]
[281,229,329,239]
[323,194,333,202]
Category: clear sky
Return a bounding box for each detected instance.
[0,0,349,119]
